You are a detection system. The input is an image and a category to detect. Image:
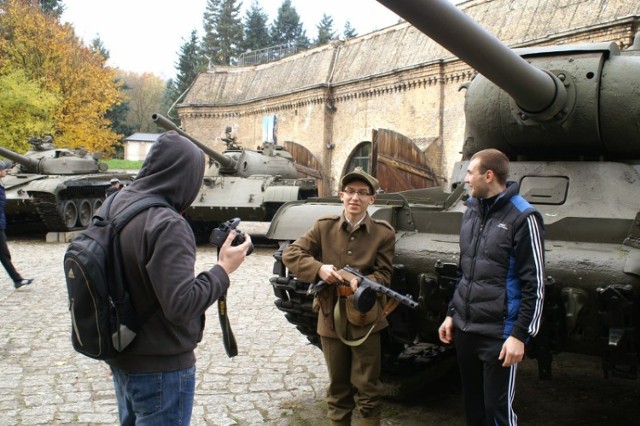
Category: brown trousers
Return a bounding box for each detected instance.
[321,332,383,424]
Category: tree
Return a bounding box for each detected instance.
[314,14,335,47]
[160,79,179,123]
[269,0,309,49]
[106,78,133,142]
[171,30,207,105]
[0,70,60,152]
[90,35,110,61]
[343,20,358,40]
[0,0,123,154]
[118,71,165,133]
[39,0,64,18]
[202,0,244,66]
[242,0,270,52]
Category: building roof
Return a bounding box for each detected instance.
[182,0,640,106]
[124,133,161,143]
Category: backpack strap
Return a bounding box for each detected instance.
[110,194,173,231]
[106,193,175,330]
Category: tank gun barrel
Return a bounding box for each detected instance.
[152,113,237,171]
[0,146,40,172]
[376,0,565,116]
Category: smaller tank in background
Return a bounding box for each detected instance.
[0,136,134,233]
[152,114,318,240]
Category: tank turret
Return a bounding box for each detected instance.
[0,141,107,175]
[152,113,237,172]
[377,0,640,162]
[0,137,132,233]
[152,113,299,179]
[266,0,640,401]
[150,113,318,240]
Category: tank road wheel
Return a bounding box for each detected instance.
[77,199,93,228]
[93,199,103,214]
[62,200,78,229]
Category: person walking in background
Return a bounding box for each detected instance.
[0,161,33,289]
[282,168,395,426]
[104,131,252,424]
[439,148,545,426]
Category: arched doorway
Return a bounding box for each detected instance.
[343,129,439,193]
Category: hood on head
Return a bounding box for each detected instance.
[128,131,205,211]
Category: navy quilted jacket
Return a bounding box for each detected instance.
[450,181,545,342]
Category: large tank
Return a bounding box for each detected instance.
[266,0,640,399]
[0,136,133,233]
[152,114,318,239]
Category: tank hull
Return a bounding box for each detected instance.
[267,160,640,397]
[3,172,134,233]
[184,175,318,240]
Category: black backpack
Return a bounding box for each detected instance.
[63,193,171,360]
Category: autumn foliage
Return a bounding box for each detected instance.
[0,0,123,154]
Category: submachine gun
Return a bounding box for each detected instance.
[308,265,419,313]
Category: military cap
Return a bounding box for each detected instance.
[340,167,378,194]
[110,178,121,184]
[0,161,10,170]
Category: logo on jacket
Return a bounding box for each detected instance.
[497,223,509,230]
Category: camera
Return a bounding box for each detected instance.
[210,217,253,255]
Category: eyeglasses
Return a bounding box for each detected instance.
[342,188,372,197]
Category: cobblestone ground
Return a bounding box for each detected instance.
[0,229,330,425]
[1,226,640,425]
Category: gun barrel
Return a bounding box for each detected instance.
[151,113,237,170]
[343,266,419,309]
[0,146,40,171]
[376,0,562,115]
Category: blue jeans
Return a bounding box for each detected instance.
[111,365,196,425]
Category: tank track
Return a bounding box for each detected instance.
[32,192,69,231]
[31,186,108,232]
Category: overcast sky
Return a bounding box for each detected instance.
[61,0,403,80]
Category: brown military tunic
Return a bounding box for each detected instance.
[282,213,395,338]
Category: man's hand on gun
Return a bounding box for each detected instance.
[217,230,252,275]
[318,264,360,291]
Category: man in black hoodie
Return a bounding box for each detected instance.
[105,130,252,424]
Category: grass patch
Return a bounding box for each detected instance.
[105,159,144,170]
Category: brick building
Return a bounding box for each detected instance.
[176,0,640,195]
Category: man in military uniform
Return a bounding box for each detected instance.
[283,168,395,426]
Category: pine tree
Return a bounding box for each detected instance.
[343,20,358,40]
[174,30,207,96]
[314,14,335,47]
[39,0,64,18]
[166,30,207,119]
[202,0,244,66]
[269,0,309,49]
[90,36,110,62]
[242,0,271,52]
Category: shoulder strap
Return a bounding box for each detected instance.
[107,194,173,329]
[109,195,173,232]
[333,298,377,347]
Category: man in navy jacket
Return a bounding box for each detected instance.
[439,148,545,426]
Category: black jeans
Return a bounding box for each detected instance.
[0,230,22,283]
